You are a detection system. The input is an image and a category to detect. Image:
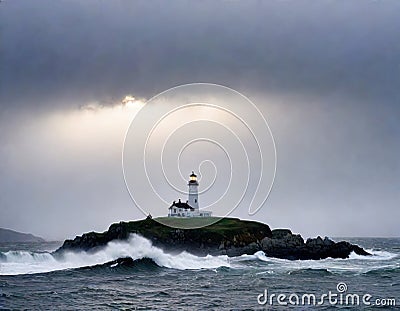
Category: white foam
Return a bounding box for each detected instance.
[251,249,400,275]
[230,251,271,263]
[0,234,230,275]
[349,249,398,260]
[1,236,397,276]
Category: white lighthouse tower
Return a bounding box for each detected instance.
[188,171,199,214]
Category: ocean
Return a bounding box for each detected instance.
[0,236,399,310]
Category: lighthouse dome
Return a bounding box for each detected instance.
[189,171,198,183]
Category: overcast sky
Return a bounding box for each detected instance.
[1,0,399,240]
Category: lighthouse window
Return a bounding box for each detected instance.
[195,199,197,203]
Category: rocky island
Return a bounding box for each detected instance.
[55,217,370,260]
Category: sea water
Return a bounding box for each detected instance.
[0,236,399,310]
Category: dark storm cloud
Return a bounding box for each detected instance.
[2,0,399,107]
[0,0,399,238]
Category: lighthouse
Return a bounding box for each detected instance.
[168,171,212,217]
[188,171,199,213]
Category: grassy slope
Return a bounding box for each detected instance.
[130,217,270,238]
[155,217,223,228]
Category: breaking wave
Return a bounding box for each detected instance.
[0,234,398,276]
[349,249,398,260]
[0,234,230,275]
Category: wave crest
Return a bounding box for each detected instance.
[1,235,397,276]
[0,234,230,275]
[349,249,398,260]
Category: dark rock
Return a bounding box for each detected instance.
[262,235,370,260]
[271,229,292,239]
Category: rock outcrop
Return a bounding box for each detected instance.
[55,217,370,260]
[261,229,369,260]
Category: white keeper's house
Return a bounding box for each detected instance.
[168,172,212,218]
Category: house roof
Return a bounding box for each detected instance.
[169,201,195,210]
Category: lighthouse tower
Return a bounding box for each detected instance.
[188,171,199,213]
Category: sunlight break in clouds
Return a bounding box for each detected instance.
[0,96,145,239]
